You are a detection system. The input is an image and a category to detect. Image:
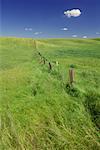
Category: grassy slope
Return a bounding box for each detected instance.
[0,37,100,150]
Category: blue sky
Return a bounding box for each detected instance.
[1,0,100,38]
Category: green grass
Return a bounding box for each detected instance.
[0,37,100,150]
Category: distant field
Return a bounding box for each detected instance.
[0,37,100,150]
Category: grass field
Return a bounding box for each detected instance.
[0,37,100,150]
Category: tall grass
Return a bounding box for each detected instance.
[0,37,100,149]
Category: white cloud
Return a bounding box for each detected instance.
[96,32,100,35]
[34,32,42,35]
[34,32,39,35]
[64,9,81,18]
[72,35,77,38]
[25,28,28,31]
[28,28,32,31]
[24,27,32,31]
[61,28,68,31]
[83,36,87,38]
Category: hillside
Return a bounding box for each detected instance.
[0,37,100,150]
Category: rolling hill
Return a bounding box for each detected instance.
[0,37,100,150]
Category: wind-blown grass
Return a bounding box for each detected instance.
[0,37,100,150]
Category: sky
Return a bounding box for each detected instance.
[1,0,100,38]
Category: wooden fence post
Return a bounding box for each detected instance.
[34,40,37,50]
[69,64,75,85]
[56,61,59,66]
[43,57,46,64]
[49,62,52,70]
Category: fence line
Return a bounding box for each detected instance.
[33,40,75,86]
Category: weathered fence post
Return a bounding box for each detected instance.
[49,62,52,70]
[56,61,59,66]
[43,57,46,64]
[38,52,41,56]
[34,40,37,50]
[69,64,75,85]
